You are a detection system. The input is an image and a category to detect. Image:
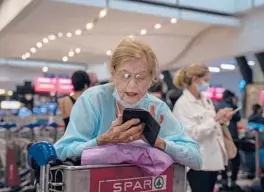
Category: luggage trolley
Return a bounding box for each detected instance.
[28,142,186,192]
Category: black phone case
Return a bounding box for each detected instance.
[123,108,160,146]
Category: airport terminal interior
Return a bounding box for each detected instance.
[2,0,264,191]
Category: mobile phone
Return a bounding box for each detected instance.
[233,107,242,113]
[123,108,160,146]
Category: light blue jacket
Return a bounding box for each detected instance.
[54,83,202,170]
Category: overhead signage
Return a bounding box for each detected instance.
[202,86,225,101]
[34,77,73,93]
[1,101,21,109]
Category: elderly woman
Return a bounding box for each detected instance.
[54,38,202,170]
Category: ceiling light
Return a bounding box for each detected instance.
[62,56,68,62]
[48,34,56,40]
[128,35,135,38]
[140,29,147,35]
[68,51,74,57]
[66,32,72,37]
[248,61,255,66]
[58,32,63,37]
[106,50,112,56]
[21,55,27,60]
[30,47,36,53]
[154,23,161,29]
[36,42,42,48]
[42,66,48,73]
[24,52,30,58]
[75,29,82,35]
[209,67,220,73]
[86,22,94,30]
[75,48,81,53]
[43,38,49,44]
[7,91,13,96]
[99,9,107,18]
[0,89,5,94]
[170,18,178,24]
[220,64,235,70]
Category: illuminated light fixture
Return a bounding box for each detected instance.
[62,56,68,62]
[220,63,235,70]
[21,55,27,60]
[36,42,43,48]
[30,47,36,53]
[170,18,177,24]
[86,22,94,30]
[7,91,13,96]
[58,32,63,37]
[68,51,74,57]
[208,67,220,73]
[75,48,81,53]
[43,38,49,44]
[140,29,147,35]
[154,23,161,29]
[0,89,5,94]
[24,52,30,58]
[128,35,135,38]
[66,32,72,37]
[75,29,82,35]
[48,34,56,40]
[159,74,164,79]
[42,66,48,73]
[248,61,255,66]
[106,50,112,56]
[99,9,107,18]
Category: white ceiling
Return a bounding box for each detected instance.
[0,0,212,68]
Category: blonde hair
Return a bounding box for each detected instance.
[174,63,209,88]
[109,37,159,81]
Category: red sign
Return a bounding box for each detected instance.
[56,78,73,93]
[90,166,173,192]
[34,77,73,93]
[202,87,225,101]
[260,90,264,102]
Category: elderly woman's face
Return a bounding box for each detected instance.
[113,57,152,104]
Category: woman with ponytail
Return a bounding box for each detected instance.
[173,63,235,192]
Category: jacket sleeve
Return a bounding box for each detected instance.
[158,103,202,170]
[173,101,217,142]
[54,95,99,161]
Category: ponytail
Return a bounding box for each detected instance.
[173,69,186,88]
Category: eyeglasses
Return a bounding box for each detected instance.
[115,71,151,83]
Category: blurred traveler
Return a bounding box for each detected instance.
[173,63,235,192]
[166,88,183,110]
[217,90,241,184]
[87,72,99,86]
[249,104,264,124]
[54,38,202,170]
[58,70,91,128]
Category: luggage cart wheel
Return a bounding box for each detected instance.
[28,141,57,166]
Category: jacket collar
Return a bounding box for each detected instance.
[183,89,208,104]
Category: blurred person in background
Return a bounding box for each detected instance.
[173,63,235,192]
[148,80,167,103]
[59,70,91,129]
[166,88,183,111]
[217,90,241,185]
[54,38,202,170]
[249,104,264,124]
[87,72,99,86]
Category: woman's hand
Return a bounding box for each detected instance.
[215,107,234,123]
[97,114,144,145]
[142,104,166,150]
